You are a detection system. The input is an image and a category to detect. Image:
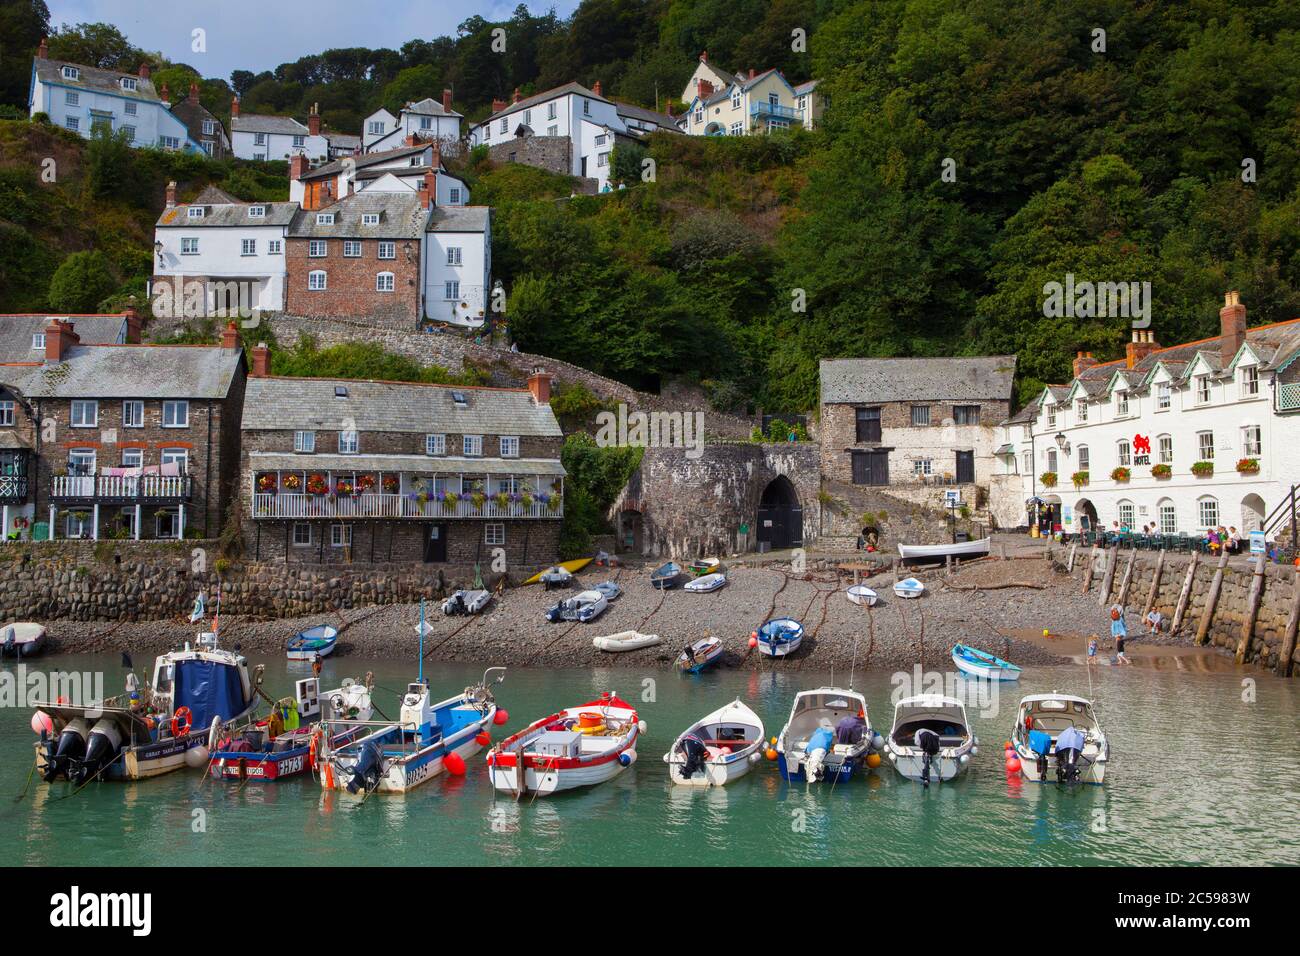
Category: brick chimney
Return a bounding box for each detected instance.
[1072,351,1098,379]
[512,88,522,105]
[419,169,436,210]
[38,37,49,59]
[527,368,552,405]
[221,321,240,350]
[748,68,757,80]
[442,89,453,113]
[1220,290,1247,366]
[1125,329,1160,370]
[188,81,199,106]
[700,50,708,63]
[44,319,79,363]
[492,97,506,113]
[698,79,713,100]
[308,103,321,137]
[592,80,602,97]
[160,82,170,104]
[139,61,151,80]
[405,132,418,147]
[251,342,270,378]
[289,154,308,182]
[123,305,142,344]
[231,96,240,118]
[165,180,177,208]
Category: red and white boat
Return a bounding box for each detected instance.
[487,692,644,797]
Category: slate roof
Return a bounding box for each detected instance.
[793,79,819,96]
[156,194,297,228]
[820,356,1018,405]
[169,98,228,151]
[480,83,608,126]
[301,143,430,181]
[0,315,127,363]
[231,114,309,135]
[614,101,680,131]
[242,377,563,438]
[1003,395,1042,426]
[328,133,361,150]
[2,345,242,399]
[248,452,564,477]
[34,57,160,102]
[427,206,489,233]
[289,192,428,239]
[404,96,463,119]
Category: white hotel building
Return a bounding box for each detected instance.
[991,293,1300,541]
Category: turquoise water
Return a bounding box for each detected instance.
[2,654,1298,866]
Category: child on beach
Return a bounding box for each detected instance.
[1110,606,1132,665]
[1144,607,1163,637]
[1087,636,1099,665]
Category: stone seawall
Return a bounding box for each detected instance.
[1051,543,1300,674]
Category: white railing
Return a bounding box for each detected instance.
[251,492,562,520]
[51,475,191,499]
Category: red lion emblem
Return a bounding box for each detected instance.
[1133,434,1151,455]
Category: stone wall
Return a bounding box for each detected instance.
[818,479,987,549]
[484,136,598,193]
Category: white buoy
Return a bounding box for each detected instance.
[185,745,209,768]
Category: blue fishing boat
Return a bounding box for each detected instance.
[753,618,803,658]
[286,624,338,660]
[650,561,686,590]
[951,643,1022,681]
[675,636,724,673]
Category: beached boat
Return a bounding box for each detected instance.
[663,699,764,787]
[318,667,505,795]
[487,691,643,797]
[1011,693,1109,785]
[776,687,883,783]
[537,566,574,590]
[442,589,492,616]
[593,631,660,652]
[893,577,925,599]
[545,589,608,623]
[754,618,803,658]
[523,558,592,585]
[650,561,687,590]
[688,558,723,577]
[209,676,373,783]
[952,643,1022,682]
[898,538,991,562]
[674,636,724,673]
[592,580,622,602]
[286,624,338,660]
[884,695,977,787]
[846,585,877,606]
[684,572,727,593]
[1,622,47,658]
[33,630,260,784]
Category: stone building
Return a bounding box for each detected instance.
[240,349,564,566]
[0,319,246,541]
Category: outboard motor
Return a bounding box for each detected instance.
[445,592,466,616]
[345,739,383,793]
[678,734,708,780]
[44,717,90,782]
[804,726,836,782]
[1027,728,1053,782]
[76,719,123,785]
[915,728,942,788]
[1,628,14,658]
[1054,727,1088,785]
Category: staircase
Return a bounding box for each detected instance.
[1263,484,1298,557]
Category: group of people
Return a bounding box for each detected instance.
[1087,602,1165,667]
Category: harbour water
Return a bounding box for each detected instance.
[2,654,1298,866]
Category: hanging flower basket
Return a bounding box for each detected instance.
[356,474,376,494]
[493,491,510,510]
[441,491,458,510]
[381,475,399,494]
[1110,467,1131,483]
[256,473,278,494]
[1235,458,1260,475]
[520,492,534,510]
[1191,460,1214,477]
[306,474,329,496]
[282,473,302,491]
[1040,472,1058,488]
[336,478,356,496]
[471,491,488,511]
[1071,471,1089,489]
[1151,463,1172,479]
[548,494,562,512]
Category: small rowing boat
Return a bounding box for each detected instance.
[951,643,1022,681]
[1,622,46,658]
[674,636,723,673]
[687,558,723,577]
[286,624,338,660]
[650,561,687,590]
[846,585,877,606]
[893,577,925,599]
[754,618,803,658]
[898,538,990,562]
[684,572,727,593]
[663,699,763,787]
[593,631,660,652]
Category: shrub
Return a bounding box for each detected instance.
[47,250,116,313]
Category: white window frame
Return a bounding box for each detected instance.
[316,213,335,225]
[294,430,315,453]
[62,66,79,80]
[500,436,520,458]
[376,272,395,292]
[911,458,933,476]
[446,247,462,266]
[377,241,396,260]
[120,448,142,469]
[160,448,188,473]
[293,523,313,546]
[1076,399,1088,423]
[338,431,359,454]
[268,240,282,255]
[1157,381,1171,411]
[187,207,205,219]
[1198,497,1219,529]
[308,270,327,291]
[1159,503,1177,535]
[70,400,98,428]
[1197,430,1214,461]
[248,205,265,219]
[425,434,446,456]
[343,240,362,258]
[0,401,13,427]
[1115,390,1129,416]
[65,91,79,106]
[449,187,462,203]
[485,523,505,546]
[444,280,460,300]
[1116,439,1131,467]
[330,524,352,548]
[463,434,483,457]
[124,101,136,116]
[1242,424,1261,457]
[122,400,144,428]
[1241,364,1259,397]
[1158,434,1173,464]
[241,238,257,256]
[1077,445,1089,472]
[1195,374,1211,404]
[309,240,327,257]
[32,333,45,350]
[181,237,199,255]
[65,117,79,132]
[362,213,380,226]
[161,400,189,428]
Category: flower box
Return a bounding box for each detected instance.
[282,473,302,491]
[306,474,328,496]
[1191,461,1214,477]
[1071,471,1089,489]
[381,475,399,494]
[1040,472,1058,488]
[256,473,277,494]
[1235,458,1260,475]
[1151,463,1172,479]
[1110,467,1131,483]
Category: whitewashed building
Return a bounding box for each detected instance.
[991,293,1300,541]
[290,141,468,209]
[423,206,492,329]
[680,54,823,136]
[28,41,198,151]
[231,99,330,162]
[363,92,462,153]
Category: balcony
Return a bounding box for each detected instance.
[750,101,803,122]
[252,492,562,520]
[51,474,192,503]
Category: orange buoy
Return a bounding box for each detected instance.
[765,748,778,761]
[866,752,881,769]
[476,731,491,746]
[493,709,509,725]
[1005,756,1021,773]
[443,751,467,775]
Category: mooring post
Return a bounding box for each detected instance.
[1236,555,1267,664]
[1098,546,1119,606]
[1278,566,1300,678]
[1067,542,1077,573]
[1117,549,1137,607]
[1144,549,1165,615]
[1171,551,1199,634]
[1082,545,1100,594]
[1195,549,1231,646]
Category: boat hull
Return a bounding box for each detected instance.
[846,587,877,606]
[1013,742,1108,785]
[952,653,1021,682]
[898,538,991,561]
[36,726,212,781]
[321,711,493,795]
[489,750,634,795]
[886,749,972,783]
[777,750,864,783]
[667,747,757,787]
[286,642,336,661]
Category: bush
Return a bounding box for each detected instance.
[47,250,116,313]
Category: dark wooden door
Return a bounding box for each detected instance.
[852,450,889,485]
[423,523,447,563]
[956,450,975,484]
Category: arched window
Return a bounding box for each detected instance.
[1197,496,1219,529]
[1158,498,1177,534]
[1117,499,1134,530]
[308,270,327,291]
[376,271,395,292]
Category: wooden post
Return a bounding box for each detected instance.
[1277,567,1300,678]
[1144,549,1165,615]
[1098,546,1119,607]
[1171,551,1199,634]
[1195,550,1231,646]
[1067,543,1077,573]
[1116,549,1136,607]
[1236,556,1266,664]
[1081,546,1099,594]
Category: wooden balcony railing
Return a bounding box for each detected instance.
[251,492,562,520]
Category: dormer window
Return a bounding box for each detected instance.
[187,207,204,219]
[1046,404,1056,428]
[248,205,266,219]
[1241,364,1259,396]
[362,213,379,226]
[121,77,137,92]
[1195,374,1211,404]
[62,66,79,80]
[316,213,335,225]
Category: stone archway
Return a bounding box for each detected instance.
[757,475,802,551]
[616,508,643,554]
[1241,493,1266,533]
[1074,497,1099,533]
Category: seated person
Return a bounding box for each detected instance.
[1145,608,1163,636]
[835,711,867,746]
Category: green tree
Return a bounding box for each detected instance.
[47,22,144,72]
[0,0,50,110]
[47,250,116,313]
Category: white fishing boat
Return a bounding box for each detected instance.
[674,636,724,673]
[754,618,803,658]
[684,572,727,593]
[846,585,877,606]
[1011,693,1109,785]
[546,589,608,623]
[776,687,884,783]
[952,643,1022,682]
[893,577,925,599]
[592,631,660,652]
[487,692,643,797]
[884,695,977,786]
[1,622,47,658]
[898,538,991,562]
[663,699,764,787]
[442,589,491,616]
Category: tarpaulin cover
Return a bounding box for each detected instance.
[807,727,835,754]
[175,659,247,730]
[1028,729,1052,755]
[1055,726,1087,753]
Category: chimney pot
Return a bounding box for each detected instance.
[492,98,506,113]
[38,37,49,60]
[1125,328,1161,369]
[307,103,321,137]
[165,180,177,208]
[188,81,199,106]
[1219,289,1247,366]
[289,154,308,182]
[701,50,708,63]
[221,321,240,350]
[1072,351,1100,379]
[251,342,270,378]
[527,368,553,406]
[592,80,602,97]
[749,68,756,80]
[44,318,79,363]
[231,96,240,117]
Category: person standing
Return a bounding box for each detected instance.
[1110,606,1131,665]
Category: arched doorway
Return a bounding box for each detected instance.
[757,476,802,551]
[1074,498,1099,533]
[1241,494,1266,533]
[617,508,643,554]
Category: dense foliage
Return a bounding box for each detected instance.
[557,432,645,558]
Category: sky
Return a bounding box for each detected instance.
[46,0,582,81]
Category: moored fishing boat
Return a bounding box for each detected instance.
[893,577,925,599]
[487,692,643,797]
[1,622,47,658]
[650,561,687,590]
[663,699,764,787]
[776,687,883,783]
[884,695,977,787]
[674,636,724,673]
[753,618,803,658]
[286,624,338,660]
[846,585,877,606]
[209,676,373,783]
[898,538,991,562]
[952,643,1022,682]
[684,572,727,593]
[1011,693,1109,785]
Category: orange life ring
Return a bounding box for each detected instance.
[171,706,193,738]
[308,728,322,770]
